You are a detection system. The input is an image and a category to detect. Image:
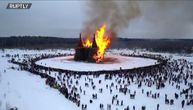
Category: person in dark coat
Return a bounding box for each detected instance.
[182,100,185,108]
[157,104,159,110]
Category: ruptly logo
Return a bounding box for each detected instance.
[7,3,32,9]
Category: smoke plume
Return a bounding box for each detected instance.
[82,0,193,39]
[82,0,141,39]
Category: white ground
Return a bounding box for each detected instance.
[0,49,78,110]
[0,49,193,110]
[35,55,158,71]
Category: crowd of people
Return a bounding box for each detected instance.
[8,51,193,110]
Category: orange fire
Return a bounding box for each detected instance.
[83,38,92,48]
[94,24,110,63]
[83,24,111,63]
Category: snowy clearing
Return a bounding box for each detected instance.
[0,49,193,110]
[35,55,158,71]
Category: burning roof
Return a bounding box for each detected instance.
[74,24,110,63]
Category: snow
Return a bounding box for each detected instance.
[35,55,158,71]
[0,49,193,110]
[0,50,78,110]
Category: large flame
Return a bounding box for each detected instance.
[94,24,110,63]
[82,24,111,63]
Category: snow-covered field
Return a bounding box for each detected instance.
[0,49,78,110]
[35,55,158,71]
[0,49,193,110]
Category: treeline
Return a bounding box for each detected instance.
[0,36,78,49]
[0,36,193,53]
[112,38,193,53]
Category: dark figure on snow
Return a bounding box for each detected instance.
[182,100,185,108]
[157,104,159,110]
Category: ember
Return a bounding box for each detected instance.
[74,24,111,63]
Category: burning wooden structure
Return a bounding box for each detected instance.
[74,24,111,63]
[74,34,98,62]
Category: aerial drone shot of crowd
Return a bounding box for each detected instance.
[0,49,192,110]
